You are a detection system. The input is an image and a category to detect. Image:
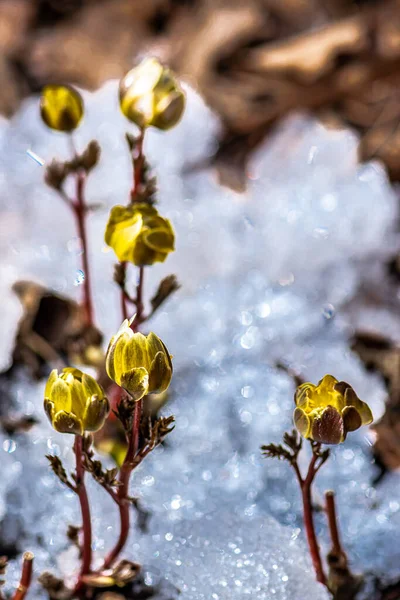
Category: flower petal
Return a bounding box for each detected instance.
[49,378,72,414]
[143,228,175,253]
[84,395,110,432]
[123,332,150,373]
[44,399,54,424]
[294,407,311,438]
[148,350,173,394]
[311,406,344,445]
[342,405,362,433]
[45,369,58,399]
[120,367,149,401]
[52,410,83,435]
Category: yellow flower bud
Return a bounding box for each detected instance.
[104,203,175,266]
[294,374,373,445]
[44,368,109,435]
[119,57,185,130]
[40,84,84,132]
[106,319,173,401]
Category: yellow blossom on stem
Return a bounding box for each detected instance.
[44,368,109,435]
[106,319,173,401]
[119,57,185,130]
[40,84,84,132]
[104,203,175,266]
[294,374,373,445]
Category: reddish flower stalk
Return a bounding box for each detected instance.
[105,128,147,570]
[12,552,34,600]
[325,490,344,558]
[131,128,145,202]
[102,397,143,570]
[120,127,145,322]
[73,170,95,328]
[292,447,327,586]
[73,435,92,588]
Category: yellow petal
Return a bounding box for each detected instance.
[148,350,173,394]
[356,401,373,426]
[82,373,104,400]
[318,374,338,392]
[294,407,311,438]
[40,84,83,132]
[342,405,362,433]
[43,399,54,424]
[49,378,72,414]
[52,410,83,435]
[123,332,150,373]
[45,369,58,399]
[143,228,175,253]
[84,395,110,432]
[70,377,87,419]
[120,367,149,401]
[152,90,185,130]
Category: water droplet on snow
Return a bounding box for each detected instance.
[74,269,85,286]
[3,439,16,453]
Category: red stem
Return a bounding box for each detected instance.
[107,128,146,569]
[73,171,95,327]
[301,454,327,586]
[120,261,129,321]
[131,128,145,202]
[12,552,34,600]
[325,491,344,557]
[74,436,92,587]
[120,127,145,322]
[103,398,143,569]
[131,267,145,332]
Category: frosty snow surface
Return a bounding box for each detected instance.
[0,81,399,599]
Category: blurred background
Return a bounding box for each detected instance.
[2,0,400,190]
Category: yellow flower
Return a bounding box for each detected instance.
[119,57,185,130]
[104,203,175,266]
[44,368,109,435]
[40,84,84,132]
[106,319,173,401]
[294,374,373,445]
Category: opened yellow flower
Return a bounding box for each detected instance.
[44,368,109,435]
[119,57,185,130]
[40,84,84,132]
[294,374,373,445]
[104,203,175,266]
[106,319,173,401]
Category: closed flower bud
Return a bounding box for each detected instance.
[40,84,84,132]
[294,374,373,445]
[106,319,173,401]
[44,368,109,435]
[119,57,185,130]
[104,203,175,266]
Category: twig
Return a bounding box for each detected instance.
[12,552,34,600]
